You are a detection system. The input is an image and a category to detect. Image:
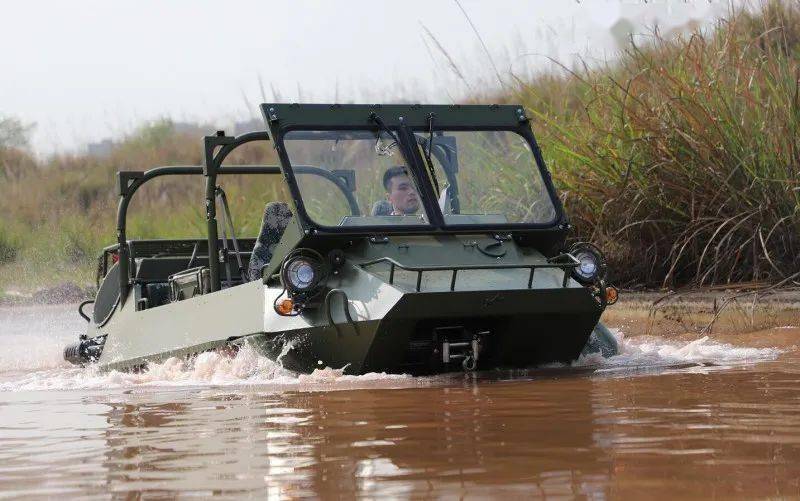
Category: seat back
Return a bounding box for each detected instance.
[371,199,393,216]
[248,202,293,280]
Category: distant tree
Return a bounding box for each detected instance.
[0,116,35,149]
[0,116,36,181]
[610,18,636,50]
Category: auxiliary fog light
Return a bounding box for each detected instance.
[568,242,607,285]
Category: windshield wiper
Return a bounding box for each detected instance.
[422,113,441,195]
[369,112,400,156]
[369,111,440,195]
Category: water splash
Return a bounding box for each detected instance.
[575,329,782,370]
[0,305,786,392]
[0,305,77,372]
[0,343,415,393]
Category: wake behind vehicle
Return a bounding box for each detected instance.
[64,103,619,375]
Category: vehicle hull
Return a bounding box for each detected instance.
[248,287,602,375]
[87,243,610,375]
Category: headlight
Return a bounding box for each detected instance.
[569,243,607,285]
[280,249,328,297]
[575,252,598,280]
[286,258,316,290]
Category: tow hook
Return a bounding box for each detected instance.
[462,353,477,371]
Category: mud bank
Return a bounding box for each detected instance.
[603,289,800,347]
[0,282,93,306]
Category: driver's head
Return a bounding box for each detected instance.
[383,166,419,215]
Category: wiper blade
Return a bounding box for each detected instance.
[423,113,441,195]
[369,111,441,195]
[369,112,400,156]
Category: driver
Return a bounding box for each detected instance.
[382,165,420,215]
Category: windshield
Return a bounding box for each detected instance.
[281,128,557,230]
[416,130,557,226]
[282,130,430,227]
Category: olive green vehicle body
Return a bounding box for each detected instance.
[75,103,615,375]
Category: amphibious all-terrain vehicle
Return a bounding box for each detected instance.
[64,103,618,375]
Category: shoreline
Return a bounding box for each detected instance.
[3,284,799,342]
[603,288,800,346]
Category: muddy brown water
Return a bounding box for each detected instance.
[1,305,799,498]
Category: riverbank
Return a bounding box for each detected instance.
[605,288,800,351]
[4,283,798,343]
[0,283,93,306]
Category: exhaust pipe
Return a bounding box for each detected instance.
[63,335,107,366]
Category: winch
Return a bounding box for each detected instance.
[435,326,489,371]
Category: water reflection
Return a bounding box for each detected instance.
[590,364,800,499]
[94,376,611,498]
[3,358,800,498]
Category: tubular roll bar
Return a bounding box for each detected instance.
[203,131,272,294]
[114,160,361,303]
[358,253,581,292]
[115,160,280,303]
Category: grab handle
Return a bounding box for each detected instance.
[324,289,360,337]
[78,300,95,323]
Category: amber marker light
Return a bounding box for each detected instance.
[275,298,295,315]
[605,286,619,305]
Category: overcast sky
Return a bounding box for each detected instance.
[3,1,731,154]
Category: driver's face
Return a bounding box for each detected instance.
[387,174,420,215]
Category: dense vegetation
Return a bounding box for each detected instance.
[1,1,798,290]
[498,1,800,287]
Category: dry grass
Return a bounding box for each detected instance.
[0,120,284,290]
[503,1,800,287]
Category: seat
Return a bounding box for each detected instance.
[248,202,293,281]
[371,199,393,216]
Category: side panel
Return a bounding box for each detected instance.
[254,265,405,374]
[98,280,266,369]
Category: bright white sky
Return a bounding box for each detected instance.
[3,0,730,155]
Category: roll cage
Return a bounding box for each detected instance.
[113,132,361,301]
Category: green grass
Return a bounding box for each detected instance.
[1,1,799,290]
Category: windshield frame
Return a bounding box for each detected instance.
[264,104,566,236]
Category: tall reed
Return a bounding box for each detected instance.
[509,1,800,287]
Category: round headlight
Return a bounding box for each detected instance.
[286,258,316,290]
[569,243,607,285]
[279,248,329,299]
[575,252,598,280]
